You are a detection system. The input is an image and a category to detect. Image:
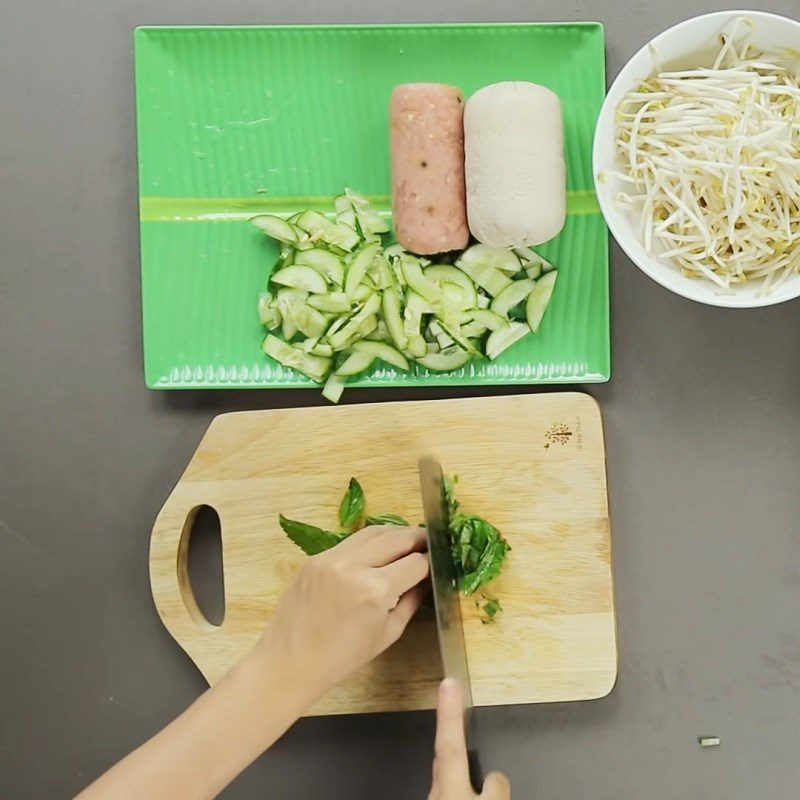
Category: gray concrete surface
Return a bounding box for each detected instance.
[1,1,799,798]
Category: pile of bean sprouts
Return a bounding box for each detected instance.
[611,18,800,294]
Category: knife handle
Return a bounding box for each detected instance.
[467,748,483,792]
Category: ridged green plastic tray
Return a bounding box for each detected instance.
[134,23,609,389]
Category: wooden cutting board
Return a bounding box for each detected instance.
[150,393,616,715]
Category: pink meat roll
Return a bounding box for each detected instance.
[389,83,469,255]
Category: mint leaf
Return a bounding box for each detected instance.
[365,513,409,527]
[338,478,365,529]
[279,515,346,555]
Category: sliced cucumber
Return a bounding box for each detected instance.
[271,264,328,294]
[258,293,281,329]
[460,322,487,339]
[336,350,376,377]
[345,188,390,237]
[467,309,509,331]
[459,244,521,273]
[344,242,381,298]
[322,373,346,404]
[251,215,298,244]
[308,292,351,314]
[417,347,472,372]
[400,257,441,303]
[311,343,334,357]
[491,279,535,317]
[327,292,381,350]
[403,291,429,357]
[381,288,407,351]
[383,243,405,259]
[333,195,357,230]
[294,248,345,286]
[525,262,543,281]
[525,270,558,333]
[365,319,391,343]
[254,190,556,403]
[437,320,480,356]
[351,340,410,371]
[486,321,530,361]
[295,210,360,252]
[454,257,512,297]
[263,335,331,382]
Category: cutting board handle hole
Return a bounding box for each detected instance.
[180,505,225,628]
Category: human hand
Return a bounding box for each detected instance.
[254,525,429,702]
[429,679,510,800]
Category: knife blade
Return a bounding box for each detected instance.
[418,455,482,790]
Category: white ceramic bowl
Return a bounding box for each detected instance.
[593,10,800,308]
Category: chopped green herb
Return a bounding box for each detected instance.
[479,596,503,624]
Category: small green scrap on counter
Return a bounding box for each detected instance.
[253,189,558,402]
[279,476,509,620]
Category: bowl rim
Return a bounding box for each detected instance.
[592,9,800,309]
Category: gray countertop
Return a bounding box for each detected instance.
[1,1,798,798]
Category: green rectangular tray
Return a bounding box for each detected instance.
[134,23,609,389]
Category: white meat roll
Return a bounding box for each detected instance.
[465,81,566,248]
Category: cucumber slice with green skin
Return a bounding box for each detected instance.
[345,188,391,236]
[383,243,405,259]
[402,291,430,357]
[351,340,410,371]
[294,249,345,286]
[437,320,480,356]
[525,262,543,281]
[333,195,357,230]
[381,288,407,351]
[476,293,491,309]
[417,347,472,371]
[344,242,381,298]
[310,342,334,357]
[352,282,375,303]
[365,320,391,343]
[454,258,512,297]
[459,244,521,274]
[251,215,298,244]
[424,264,475,295]
[460,322,487,339]
[336,350,376,377]
[400,258,441,304]
[367,254,394,291]
[308,292,351,314]
[490,279,535,317]
[337,314,378,350]
[525,270,558,333]
[321,373,346,404]
[295,210,360,252]
[258,293,281,329]
[467,309,509,331]
[271,265,328,294]
[327,293,381,350]
[486,321,530,360]
[263,335,331,382]
[293,306,330,339]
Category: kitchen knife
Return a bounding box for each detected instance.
[418,455,482,791]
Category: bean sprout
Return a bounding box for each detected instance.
[611,18,800,294]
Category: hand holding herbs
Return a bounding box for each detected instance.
[279,476,509,621]
[254,189,558,402]
[257,525,429,703]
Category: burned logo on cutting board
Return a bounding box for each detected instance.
[543,418,583,450]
